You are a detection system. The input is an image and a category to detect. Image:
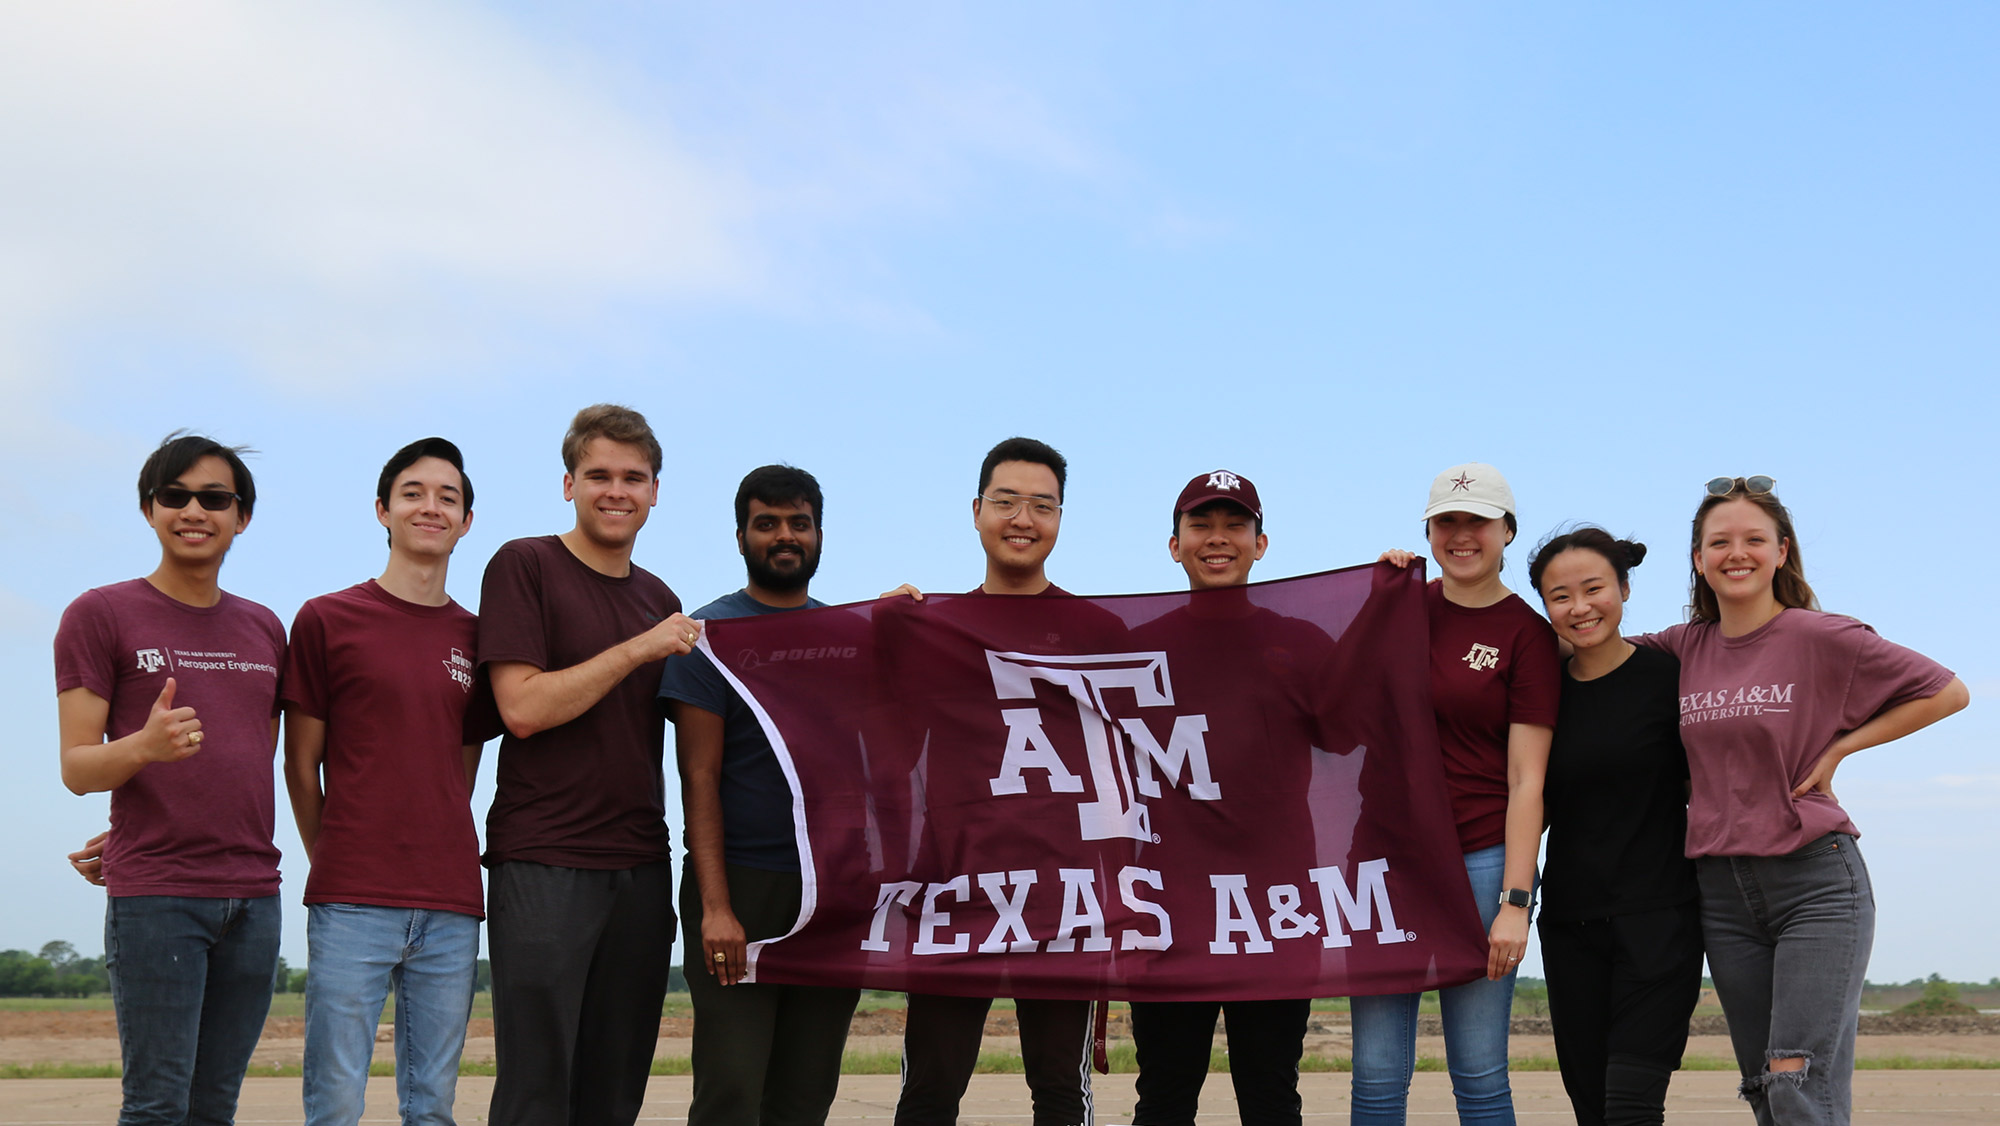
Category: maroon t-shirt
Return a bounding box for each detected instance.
[53,579,286,897]
[282,581,488,917]
[477,536,680,869]
[1425,582,1560,852]
[1635,610,1954,857]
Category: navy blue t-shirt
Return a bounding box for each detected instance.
[659,589,824,873]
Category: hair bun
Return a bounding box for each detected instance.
[1622,540,1648,569]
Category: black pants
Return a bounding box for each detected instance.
[682,865,860,1126]
[895,993,1094,1126]
[486,860,675,1126]
[1540,901,1704,1126]
[1129,998,1310,1126]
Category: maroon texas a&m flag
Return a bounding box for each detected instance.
[695,562,1486,1001]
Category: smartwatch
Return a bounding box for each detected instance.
[1498,887,1532,909]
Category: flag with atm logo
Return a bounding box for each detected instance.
[695,562,1488,1001]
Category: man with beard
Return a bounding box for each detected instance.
[659,465,860,1126]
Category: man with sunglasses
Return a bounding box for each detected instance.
[55,433,287,1126]
[280,437,496,1126]
[885,436,1108,1126]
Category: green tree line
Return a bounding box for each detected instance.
[0,942,108,997]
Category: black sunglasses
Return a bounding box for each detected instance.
[149,486,242,512]
[1704,475,1776,498]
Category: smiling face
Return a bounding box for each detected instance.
[740,497,821,593]
[974,459,1062,577]
[1696,497,1787,608]
[564,437,659,551]
[144,454,249,566]
[1170,502,1266,590]
[377,455,472,560]
[1536,547,1627,651]
[1427,509,1511,586]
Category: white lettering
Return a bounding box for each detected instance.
[1047,869,1112,952]
[990,708,1085,796]
[976,870,1040,953]
[1309,858,1408,948]
[914,876,972,955]
[861,881,921,952]
[1209,874,1273,954]
[1118,867,1172,951]
[1121,715,1221,801]
[1266,883,1320,939]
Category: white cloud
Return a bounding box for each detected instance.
[0,2,753,394]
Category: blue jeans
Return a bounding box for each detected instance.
[1350,844,1519,1125]
[1697,833,1874,1126]
[105,895,282,1126]
[304,903,481,1126]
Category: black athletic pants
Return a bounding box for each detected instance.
[682,865,860,1126]
[1539,901,1704,1126]
[894,994,1094,1126]
[1129,998,1311,1126]
[486,860,675,1126]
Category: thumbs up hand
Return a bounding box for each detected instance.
[140,678,204,762]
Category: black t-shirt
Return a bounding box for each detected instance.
[1539,645,1698,922]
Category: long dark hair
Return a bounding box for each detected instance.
[1688,481,1818,623]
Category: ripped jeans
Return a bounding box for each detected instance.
[1696,833,1874,1126]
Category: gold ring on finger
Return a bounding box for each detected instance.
[714,951,726,962]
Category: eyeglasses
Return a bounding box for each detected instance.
[1705,475,1776,498]
[978,492,1062,521]
[149,486,242,512]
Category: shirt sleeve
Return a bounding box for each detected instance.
[659,648,732,719]
[279,601,329,720]
[1506,613,1562,727]
[53,590,119,699]
[1832,616,1956,731]
[1629,621,1691,656]
[476,542,550,672]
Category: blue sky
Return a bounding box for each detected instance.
[2,3,1994,982]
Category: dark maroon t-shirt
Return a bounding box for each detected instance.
[477,536,680,869]
[282,581,489,917]
[53,579,286,897]
[1425,582,1560,852]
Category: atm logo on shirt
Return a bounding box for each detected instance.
[135,648,167,674]
[1461,643,1500,672]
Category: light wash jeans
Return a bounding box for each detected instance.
[105,894,282,1126]
[1697,832,1874,1126]
[1350,843,1520,1125]
[303,903,480,1126]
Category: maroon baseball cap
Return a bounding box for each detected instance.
[1175,470,1262,520]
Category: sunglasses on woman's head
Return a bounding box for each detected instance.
[148,486,241,512]
[1704,475,1776,498]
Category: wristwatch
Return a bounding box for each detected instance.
[1498,887,1532,909]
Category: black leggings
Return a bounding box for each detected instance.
[1540,901,1704,1126]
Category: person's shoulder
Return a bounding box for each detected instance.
[218,590,286,633]
[1778,608,1874,637]
[692,590,755,620]
[1626,643,1682,679]
[489,535,560,567]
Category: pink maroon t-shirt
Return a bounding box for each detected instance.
[282,581,490,918]
[1425,583,1561,852]
[1635,609,1954,858]
[53,579,285,898]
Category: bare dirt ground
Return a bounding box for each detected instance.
[5,1008,1997,1070]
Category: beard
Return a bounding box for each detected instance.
[746,544,819,593]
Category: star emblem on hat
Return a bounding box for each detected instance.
[1450,474,1474,491]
